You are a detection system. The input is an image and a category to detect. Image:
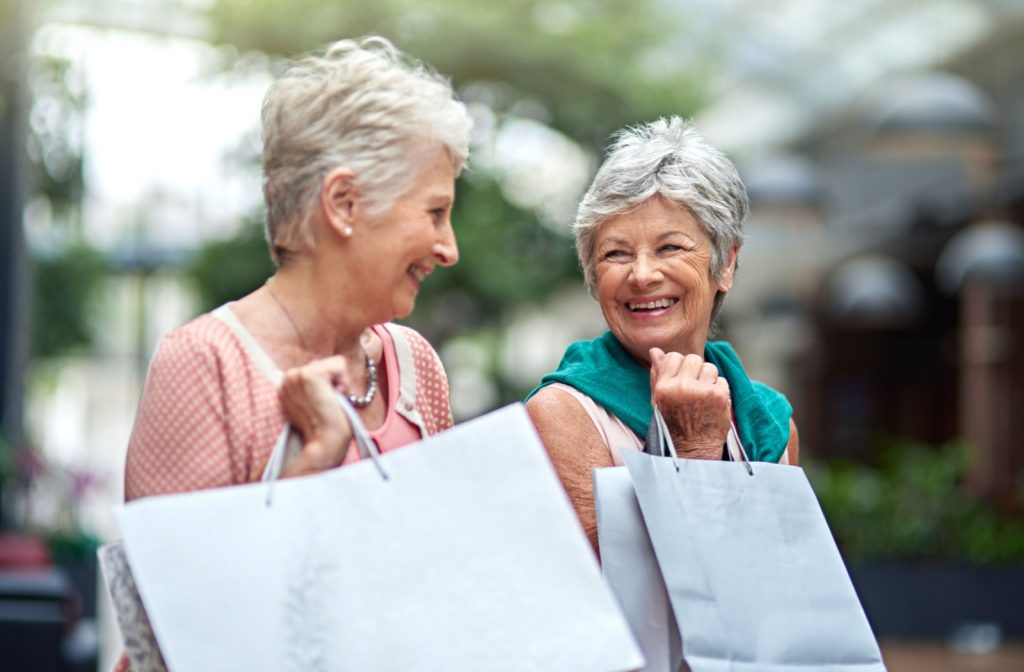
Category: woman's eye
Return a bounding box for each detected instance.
[658,244,683,254]
[603,249,629,260]
[430,208,446,222]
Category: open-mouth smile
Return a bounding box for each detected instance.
[627,297,678,312]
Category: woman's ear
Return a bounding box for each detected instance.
[716,244,740,293]
[320,167,358,237]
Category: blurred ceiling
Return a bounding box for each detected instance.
[40,0,1024,157]
[670,0,1024,153]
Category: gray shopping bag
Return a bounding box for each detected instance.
[114,403,643,672]
[594,466,685,672]
[621,409,886,672]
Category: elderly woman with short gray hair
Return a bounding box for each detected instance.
[125,36,471,503]
[527,116,799,552]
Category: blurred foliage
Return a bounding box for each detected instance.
[26,51,97,361]
[183,178,580,344]
[46,528,102,563]
[808,441,1024,564]
[30,244,108,359]
[205,0,709,145]
[187,0,709,368]
[404,176,581,342]
[186,216,275,310]
[0,434,103,560]
[23,1,711,392]
[26,54,86,225]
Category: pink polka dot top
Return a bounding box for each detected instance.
[124,305,453,501]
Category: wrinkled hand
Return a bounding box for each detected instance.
[649,347,731,460]
[278,356,355,476]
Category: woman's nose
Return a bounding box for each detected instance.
[629,252,662,285]
[434,221,459,267]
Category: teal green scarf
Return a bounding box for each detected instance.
[526,331,791,462]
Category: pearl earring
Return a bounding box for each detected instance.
[342,226,353,237]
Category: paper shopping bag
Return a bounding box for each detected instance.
[594,466,685,672]
[117,403,643,672]
[97,542,167,672]
[622,445,886,672]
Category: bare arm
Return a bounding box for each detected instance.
[526,386,614,555]
[785,418,800,466]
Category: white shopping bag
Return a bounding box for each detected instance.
[594,467,684,672]
[115,402,643,672]
[621,408,886,672]
[97,542,167,672]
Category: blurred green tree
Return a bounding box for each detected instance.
[187,0,709,383]
[31,244,108,360]
[205,0,708,145]
[26,52,104,360]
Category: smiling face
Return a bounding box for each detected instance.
[592,195,736,364]
[355,145,458,321]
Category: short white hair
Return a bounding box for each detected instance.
[574,117,748,319]
[261,36,472,264]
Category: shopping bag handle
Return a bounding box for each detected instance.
[651,405,753,476]
[262,390,389,491]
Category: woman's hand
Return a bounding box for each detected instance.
[278,356,356,477]
[649,347,731,460]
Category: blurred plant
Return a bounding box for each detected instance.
[205,0,709,145]
[186,215,275,311]
[0,439,103,561]
[406,176,581,344]
[30,243,109,359]
[27,53,86,229]
[808,441,1024,564]
[187,1,699,407]
[25,48,110,361]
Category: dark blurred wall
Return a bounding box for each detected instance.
[0,0,30,525]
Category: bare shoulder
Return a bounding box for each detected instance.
[526,386,614,474]
[528,386,598,441]
[526,384,585,422]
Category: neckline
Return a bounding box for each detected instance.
[212,304,398,430]
[213,304,286,386]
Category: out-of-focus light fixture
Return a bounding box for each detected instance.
[742,153,823,208]
[868,73,997,137]
[866,72,999,189]
[824,255,925,329]
[936,220,1024,296]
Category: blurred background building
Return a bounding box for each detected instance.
[1,0,1023,669]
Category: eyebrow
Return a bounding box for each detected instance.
[655,230,695,242]
[595,236,630,248]
[427,194,454,206]
[596,230,695,247]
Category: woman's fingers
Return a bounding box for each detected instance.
[278,360,355,474]
[677,354,703,379]
[649,347,666,378]
[650,352,731,459]
[698,361,719,384]
[301,355,355,392]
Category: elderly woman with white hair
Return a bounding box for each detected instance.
[526,116,799,553]
[124,36,471,502]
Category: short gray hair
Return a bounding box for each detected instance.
[261,36,472,264]
[574,117,748,318]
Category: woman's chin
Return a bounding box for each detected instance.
[391,299,416,320]
[617,329,703,360]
